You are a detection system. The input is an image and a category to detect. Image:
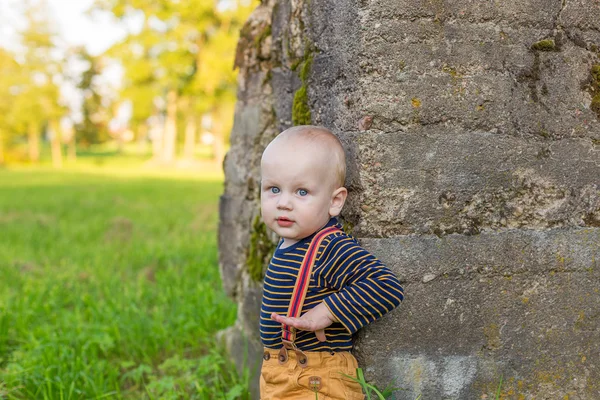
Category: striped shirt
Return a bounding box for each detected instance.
[260,218,404,352]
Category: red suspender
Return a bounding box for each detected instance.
[281,226,341,346]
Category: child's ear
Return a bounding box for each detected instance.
[329,187,348,217]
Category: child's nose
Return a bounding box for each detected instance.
[276,193,292,209]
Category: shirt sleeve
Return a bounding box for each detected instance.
[319,235,404,334]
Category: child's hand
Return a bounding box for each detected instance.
[271,303,338,342]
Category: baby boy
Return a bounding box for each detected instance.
[259,125,404,399]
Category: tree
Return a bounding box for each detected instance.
[75,48,111,148]
[12,0,66,166]
[93,0,256,164]
[0,48,20,164]
[96,1,199,163]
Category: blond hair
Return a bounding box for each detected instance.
[275,125,346,187]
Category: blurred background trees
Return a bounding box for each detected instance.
[0,0,256,168]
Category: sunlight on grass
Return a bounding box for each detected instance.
[3,150,224,182]
[4,163,224,183]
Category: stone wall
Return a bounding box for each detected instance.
[219,0,600,398]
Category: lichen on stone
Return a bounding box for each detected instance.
[442,64,461,78]
[483,323,502,350]
[247,215,276,281]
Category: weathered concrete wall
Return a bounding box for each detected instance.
[219,0,600,398]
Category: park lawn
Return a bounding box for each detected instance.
[0,167,246,399]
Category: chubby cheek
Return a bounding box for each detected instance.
[260,197,274,221]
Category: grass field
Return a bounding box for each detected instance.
[0,165,246,399]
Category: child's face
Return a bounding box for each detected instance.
[260,139,345,247]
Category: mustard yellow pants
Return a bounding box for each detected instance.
[260,348,365,400]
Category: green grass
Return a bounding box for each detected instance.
[341,368,409,400]
[0,166,246,399]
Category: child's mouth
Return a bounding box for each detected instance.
[277,217,294,227]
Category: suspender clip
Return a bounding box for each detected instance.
[282,338,297,351]
[278,347,288,364]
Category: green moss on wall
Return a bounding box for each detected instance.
[341,220,355,235]
[299,53,313,81]
[290,58,302,71]
[590,64,600,119]
[292,85,311,125]
[247,215,276,281]
[292,51,314,126]
[591,64,600,82]
[591,94,600,117]
[254,24,272,49]
[531,39,556,51]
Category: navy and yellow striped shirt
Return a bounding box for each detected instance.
[260,218,404,352]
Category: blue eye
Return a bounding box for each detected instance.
[270,187,280,194]
[297,189,308,196]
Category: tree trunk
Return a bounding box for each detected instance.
[137,124,149,154]
[116,134,124,154]
[68,129,76,162]
[162,89,178,164]
[28,122,40,163]
[183,116,197,160]
[0,130,5,165]
[49,119,63,169]
[152,123,163,160]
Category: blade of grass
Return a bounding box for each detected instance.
[495,375,503,399]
